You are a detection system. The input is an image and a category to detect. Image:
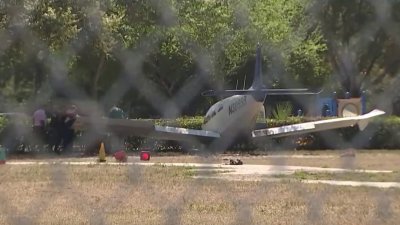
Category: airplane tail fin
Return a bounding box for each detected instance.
[201,44,321,99]
[250,44,264,90]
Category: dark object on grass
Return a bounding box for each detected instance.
[229,159,243,165]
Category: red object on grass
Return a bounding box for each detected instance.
[114,150,127,162]
[140,151,150,161]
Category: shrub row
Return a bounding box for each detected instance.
[131,116,400,151]
[1,115,400,152]
[0,116,8,133]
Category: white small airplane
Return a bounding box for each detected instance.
[74,45,385,150]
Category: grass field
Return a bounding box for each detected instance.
[273,171,400,182]
[1,164,399,225]
[8,149,400,170]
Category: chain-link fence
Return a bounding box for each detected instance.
[0,0,400,224]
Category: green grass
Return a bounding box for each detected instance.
[278,170,400,182]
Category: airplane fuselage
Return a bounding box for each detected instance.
[202,95,264,135]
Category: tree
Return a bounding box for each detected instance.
[310,0,400,97]
[0,0,334,116]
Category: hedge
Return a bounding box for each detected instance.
[2,115,400,152]
[129,116,400,151]
[0,116,7,133]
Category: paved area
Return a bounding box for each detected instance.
[138,162,393,174]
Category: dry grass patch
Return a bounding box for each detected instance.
[0,164,400,225]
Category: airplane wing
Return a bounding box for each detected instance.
[252,109,385,139]
[73,117,220,143]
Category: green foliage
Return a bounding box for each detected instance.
[154,116,306,130]
[30,2,79,50]
[311,0,400,102]
[0,116,8,134]
[155,116,204,130]
[267,117,303,127]
[2,115,400,152]
[272,102,293,120]
[367,116,400,149]
[0,0,330,112]
[288,30,331,88]
[126,116,400,151]
[2,0,397,118]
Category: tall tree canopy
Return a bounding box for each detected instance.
[5,0,398,116]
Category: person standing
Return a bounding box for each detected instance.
[32,105,47,146]
[106,105,127,154]
[108,105,126,119]
[62,105,78,152]
[48,106,64,153]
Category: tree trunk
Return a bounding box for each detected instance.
[92,53,106,99]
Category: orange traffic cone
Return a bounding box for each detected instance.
[98,142,106,162]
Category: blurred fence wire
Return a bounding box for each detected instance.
[0,0,399,224]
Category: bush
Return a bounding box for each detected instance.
[4,114,400,153]
[144,116,305,152]
[0,116,8,134]
[128,116,400,151]
[272,102,293,120]
[0,115,32,153]
[367,116,400,149]
[154,116,204,130]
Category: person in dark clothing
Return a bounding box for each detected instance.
[62,105,77,152]
[108,105,126,119]
[48,104,77,154]
[322,104,330,117]
[106,105,127,154]
[48,107,65,153]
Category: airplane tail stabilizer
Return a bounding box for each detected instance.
[252,109,385,139]
[356,109,385,130]
[201,89,321,97]
[250,44,264,90]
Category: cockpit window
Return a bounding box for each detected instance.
[204,103,221,124]
[204,110,217,124]
[204,115,210,124]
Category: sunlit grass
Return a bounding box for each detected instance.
[286,170,400,182]
[0,164,399,225]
